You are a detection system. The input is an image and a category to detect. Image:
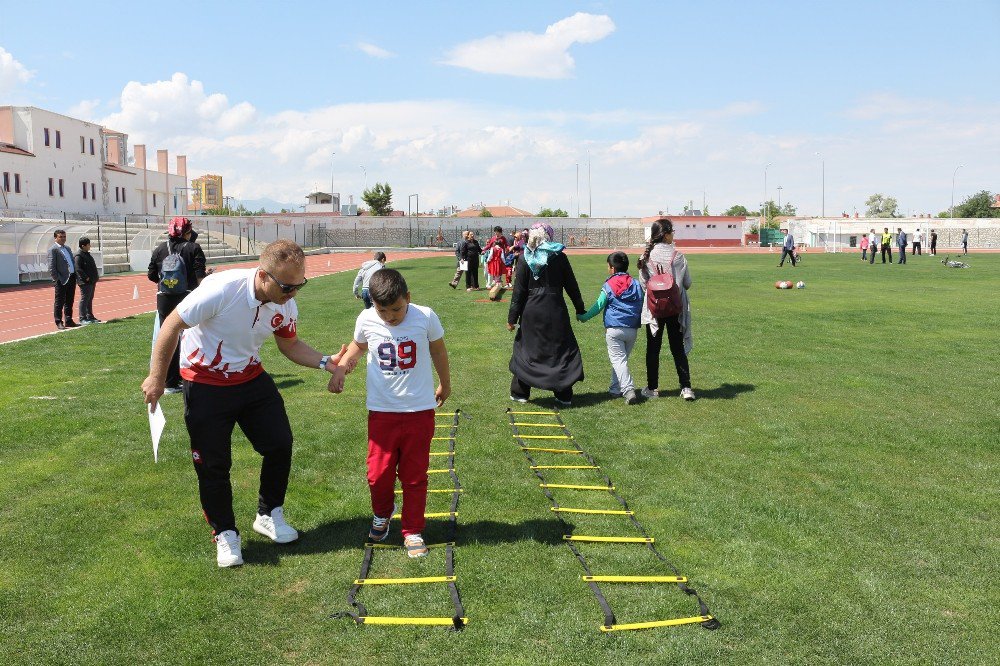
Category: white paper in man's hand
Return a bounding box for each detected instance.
[148,403,166,462]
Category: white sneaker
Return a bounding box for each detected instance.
[640,387,659,399]
[215,530,244,567]
[681,387,696,401]
[252,506,299,544]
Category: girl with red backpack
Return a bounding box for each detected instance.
[636,218,695,401]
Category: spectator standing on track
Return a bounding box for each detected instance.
[881,227,894,264]
[148,217,209,394]
[448,231,470,289]
[48,229,78,330]
[141,240,354,568]
[637,218,695,401]
[896,228,908,265]
[930,229,938,256]
[74,237,101,324]
[961,229,969,255]
[353,251,386,309]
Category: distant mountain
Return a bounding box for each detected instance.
[239,197,300,213]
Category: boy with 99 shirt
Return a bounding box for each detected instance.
[328,269,451,558]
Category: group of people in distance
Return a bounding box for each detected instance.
[138,216,695,568]
[47,229,103,328]
[449,226,524,291]
[859,227,960,264]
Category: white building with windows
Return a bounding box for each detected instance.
[0,106,189,219]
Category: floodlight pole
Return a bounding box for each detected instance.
[951,164,964,219]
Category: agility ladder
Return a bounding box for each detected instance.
[507,407,719,632]
[335,409,468,629]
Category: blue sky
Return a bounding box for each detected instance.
[2,1,998,215]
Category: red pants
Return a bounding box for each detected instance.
[367,409,434,537]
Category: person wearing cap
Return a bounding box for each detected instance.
[147,217,208,393]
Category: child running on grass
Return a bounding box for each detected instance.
[577,251,644,405]
[328,268,451,558]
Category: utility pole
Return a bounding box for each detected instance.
[576,163,580,218]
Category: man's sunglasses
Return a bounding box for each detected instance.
[263,268,308,294]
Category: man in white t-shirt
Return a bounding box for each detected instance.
[141,240,353,567]
[328,268,451,559]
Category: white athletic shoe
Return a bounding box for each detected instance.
[215,530,244,567]
[681,387,696,401]
[640,387,660,399]
[252,506,299,544]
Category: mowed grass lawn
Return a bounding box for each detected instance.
[0,251,996,665]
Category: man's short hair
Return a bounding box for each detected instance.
[607,251,629,274]
[261,240,305,272]
[374,251,387,262]
[369,268,408,305]
[79,237,91,248]
[54,229,65,238]
[494,225,503,233]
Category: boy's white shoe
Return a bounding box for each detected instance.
[252,506,299,544]
[215,530,244,568]
[681,387,696,401]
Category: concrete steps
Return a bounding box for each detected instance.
[84,222,255,273]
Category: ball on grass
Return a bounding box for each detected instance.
[796,281,805,289]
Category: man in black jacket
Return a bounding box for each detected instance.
[74,237,101,323]
[148,217,208,393]
[448,230,470,289]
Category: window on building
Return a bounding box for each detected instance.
[82,182,87,199]
[115,187,120,203]
[58,179,64,197]
[90,138,95,155]
[14,174,20,193]
[2,172,8,192]
[174,194,178,211]
[122,188,126,203]
[55,130,61,149]
[81,136,86,153]
[44,128,50,146]
[49,178,55,196]
[91,183,96,200]
[153,193,157,207]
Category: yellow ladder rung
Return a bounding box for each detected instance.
[434,412,456,417]
[434,425,454,429]
[540,483,614,491]
[428,452,454,457]
[583,575,687,583]
[431,437,453,441]
[531,465,599,470]
[354,575,456,585]
[509,411,559,415]
[426,469,452,474]
[393,511,457,519]
[563,535,653,544]
[366,541,455,549]
[600,615,713,632]
[361,616,469,626]
[515,434,573,439]
[551,507,633,515]
[520,447,582,454]
[512,422,565,427]
[396,488,462,494]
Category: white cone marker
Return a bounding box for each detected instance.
[133,285,139,300]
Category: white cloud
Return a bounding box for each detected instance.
[100,72,257,138]
[443,12,615,79]
[0,47,32,94]
[357,42,394,59]
[67,99,102,121]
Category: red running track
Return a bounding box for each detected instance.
[0,251,438,345]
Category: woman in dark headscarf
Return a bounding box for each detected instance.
[506,223,586,405]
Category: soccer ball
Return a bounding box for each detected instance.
[796,281,805,289]
[775,280,792,289]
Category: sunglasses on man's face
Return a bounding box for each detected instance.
[263,268,308,294]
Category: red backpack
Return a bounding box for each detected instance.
[646,250,683,319]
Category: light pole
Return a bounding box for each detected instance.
[360,165,367,193]
[951,164,964,219]
[777,185,783,212]
[576,162,580,218]
[408,193,419,247]
[763,162,772,235]
[814,151,825,218]
[330,152,336,214]
[587,150,592,217]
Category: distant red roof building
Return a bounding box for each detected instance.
[456,205,533,218]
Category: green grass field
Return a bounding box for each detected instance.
[1,252,997,665]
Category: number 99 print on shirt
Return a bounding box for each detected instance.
[354,304,445,413]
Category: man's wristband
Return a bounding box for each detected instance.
[319,355,330,370]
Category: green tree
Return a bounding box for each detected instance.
[954,190,1000,218]
[479,209,493,217]
[362,182,393,216]
[724,204,754,217]
[865,193,899,218]
[538,208,568,217]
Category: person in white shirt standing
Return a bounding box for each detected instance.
[328,268,451,558]
[141,240,353,567]
[912,228,923,256]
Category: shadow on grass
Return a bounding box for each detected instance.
[271,375,305,390]
[696,382,755,400]
[528,391,617,409]
[241,517,566,566]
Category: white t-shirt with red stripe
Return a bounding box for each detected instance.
[354,304,444,412]
[176,268,298,386]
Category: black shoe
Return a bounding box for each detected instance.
[625,390,640,405]
[56,321,65,330]
[65,320,80,328]
[448,282,457,289]
[89,317,103,323]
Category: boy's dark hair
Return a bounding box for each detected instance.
[493,225,503,233]
[54,229,65,237]
[79,237,91,248]
[373,251,386,262]
[369,268,408,305]
[607,251,629,274]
